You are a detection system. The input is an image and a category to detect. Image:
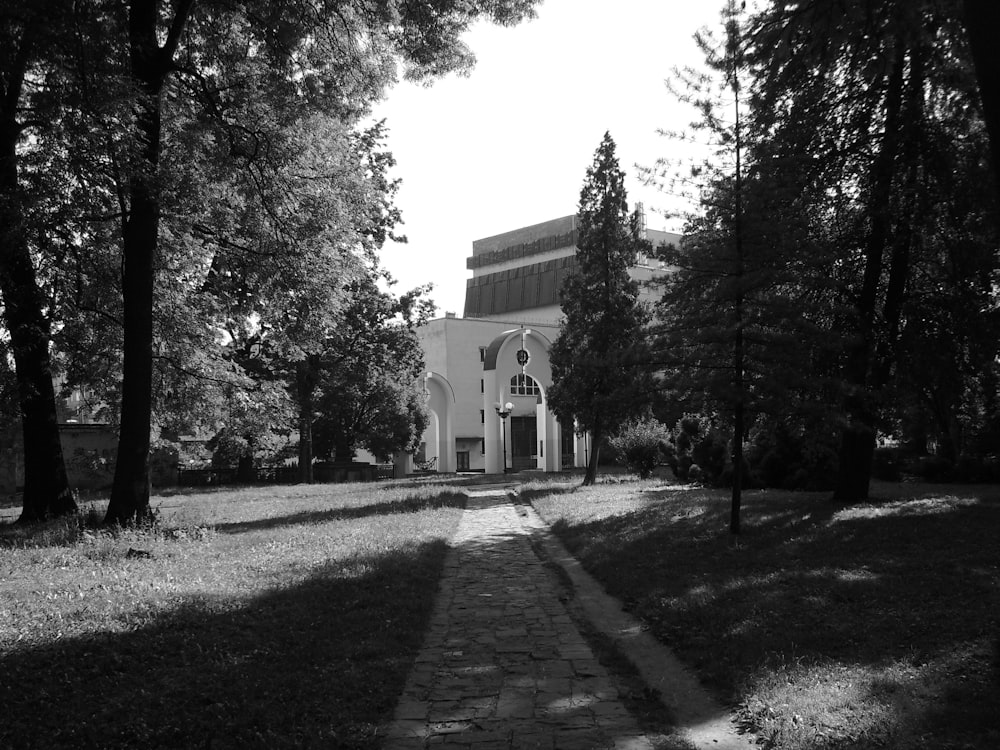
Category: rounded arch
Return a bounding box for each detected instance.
[422,371,456,473]
[483,328,553,372]
[481,328,565,473]
[424,370,456,404]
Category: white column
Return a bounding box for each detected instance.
[535,400,546,470]
[484,369,500,473]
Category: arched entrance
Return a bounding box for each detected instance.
[422,371,457,473]
[482,328,565,473]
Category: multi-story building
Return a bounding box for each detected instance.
[414,213,678,474]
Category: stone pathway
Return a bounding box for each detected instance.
[381,488,656,749]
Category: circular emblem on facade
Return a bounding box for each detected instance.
[516,349,530,367]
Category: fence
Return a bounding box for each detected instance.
[176,463,395,487]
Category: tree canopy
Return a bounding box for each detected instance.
[0,0,540,524]
[651,0,1000,501]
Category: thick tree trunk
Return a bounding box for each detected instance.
[105,0,166,525]
[963,0,1000,196]
[334,435,355,464]
[0,34,77,523]
[833,45,907,502]
[731,394,744,536]
[236,440,255,483]
[0,184,77,523]
[105,121,157,524]
[236,456,255,482]
[3,264,77,523]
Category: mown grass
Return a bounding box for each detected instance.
[0,482,465,749]
[526,477,1000,750]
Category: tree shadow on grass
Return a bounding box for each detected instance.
[0,540,450,750]
[546,487,1000,748]
[518,485,577,505]
[213,491,467,535]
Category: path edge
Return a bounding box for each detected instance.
[516,494,757,750]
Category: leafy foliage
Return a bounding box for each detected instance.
[742,0,1000,499]
[662,413,729,486]
[311,274,431,463]
[650,0,1000,499]
[607,417,669,479]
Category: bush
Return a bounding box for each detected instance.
[745,417,838,491]
[904,454,955,482]
[667,414,729,486]
[608,417,669,479]
[902,453,1000,483]
[872,446,903,481]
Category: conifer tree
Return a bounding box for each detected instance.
[549,132,651,486]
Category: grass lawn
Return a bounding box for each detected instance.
[0,482,465,749]
[526,477,1000,750]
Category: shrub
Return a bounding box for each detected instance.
[904,454,955,482]
[871,447,903,481]
[745,417,838,491]
[667,414,729,486]
[608,417,669,479]
[902,453,1000,483]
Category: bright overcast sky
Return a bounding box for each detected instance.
[372,0,726,317]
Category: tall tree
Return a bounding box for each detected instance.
[0,2,78,521]
[745,0,992,500]
[961,0,1000,194]
[102,0,539,524]
[653,1,839,531]
[549,132,651,486]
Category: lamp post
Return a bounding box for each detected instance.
[494,401,513,474]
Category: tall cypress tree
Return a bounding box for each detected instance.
[549,132,650,486]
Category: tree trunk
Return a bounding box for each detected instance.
[0,183,77,523]
[833,44,908,502]
[730,48,744,537]
[105,129,157,524]
[236,445,255,483]
[296,360,316,483]
[963,0,1000,196]
[105,0,165,525]
[0,29,77,523]
[334,435,355,464]
[583,427,601,486]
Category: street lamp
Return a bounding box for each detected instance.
[494,401,513,473]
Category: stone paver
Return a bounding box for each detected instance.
[382,489,655,750]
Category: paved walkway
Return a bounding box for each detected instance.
[382,489,656,749]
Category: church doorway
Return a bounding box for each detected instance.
[509,415,537,471]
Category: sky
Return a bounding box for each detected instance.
[372,1,726,317]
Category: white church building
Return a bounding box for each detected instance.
[410,213,679,475]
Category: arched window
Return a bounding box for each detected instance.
[510,373,541,397]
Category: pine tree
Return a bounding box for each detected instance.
[549,132,651,486]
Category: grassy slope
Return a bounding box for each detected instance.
[528,478,1000,750]
[0,483,464,749]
